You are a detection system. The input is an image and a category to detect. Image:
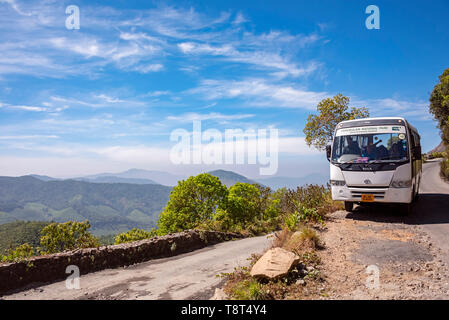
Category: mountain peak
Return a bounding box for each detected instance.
[207,170,257,187]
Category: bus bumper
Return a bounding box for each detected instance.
[331,185,413,204]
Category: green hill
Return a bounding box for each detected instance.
[207,170,258,187]
[0,176,172,236]
[0,221,50,255]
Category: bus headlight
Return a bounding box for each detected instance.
[330,180,346,186]
[390,180,412,188]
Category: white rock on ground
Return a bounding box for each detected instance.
[250,247,300,280]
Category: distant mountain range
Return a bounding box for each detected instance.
[0,176,172,236]
[256,173,329,190]
[81,169,183,186]
[30,168,329,190]
[0,169,328,236]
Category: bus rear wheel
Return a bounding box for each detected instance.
[344,201,354,212]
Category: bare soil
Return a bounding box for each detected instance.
[316,209,449,299]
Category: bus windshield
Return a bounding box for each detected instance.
[331,125,409,164]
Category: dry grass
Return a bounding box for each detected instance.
[223,225,326,300]
[271,228,292,248]
[274,225,323,253]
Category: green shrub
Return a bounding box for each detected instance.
[441,157,449,180]
[157,173,228,235]
[224,183,261,227]
[40,220,99,254]
[154,174,338,237]
[230,278,269,300]
[1,243,35,263]
[284,203,323,231]
[115,228,155,244]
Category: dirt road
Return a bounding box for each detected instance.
[2,235,272,300]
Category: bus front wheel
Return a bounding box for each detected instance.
[344,201,354,212]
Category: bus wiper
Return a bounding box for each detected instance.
[338,159,359,165]
[370,156,404,163]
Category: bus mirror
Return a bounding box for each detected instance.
[326,144,331,161]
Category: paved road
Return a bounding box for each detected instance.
[414,159,449,258]
[3,234,272,300]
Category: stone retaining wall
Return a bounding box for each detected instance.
[0,230,242,295]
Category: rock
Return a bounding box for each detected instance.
[306,266,315,272]
[210,288,228,300]
[296,279,305,285]
[250,247,300,280]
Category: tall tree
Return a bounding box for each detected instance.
[429,68,449,145]
[303,94,369,150]
[157,173,228,234]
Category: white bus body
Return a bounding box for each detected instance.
[326,117,422,213]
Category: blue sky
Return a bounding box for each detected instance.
[0,0,448,178]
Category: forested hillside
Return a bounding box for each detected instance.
[0,221,49,254]
[0,176,172,235]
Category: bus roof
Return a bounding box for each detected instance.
[337,117,418,134]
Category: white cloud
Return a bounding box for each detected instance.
[354,97,431,120]
[232,12,247,25]
[134,63,164,73]
[189,78,329,109]
[166,112,254,122]
[94,94,126,103]
[8,105,47,112]
[0,135,58,140]
[177,41,317,77]
[0,3,323,79]
[144,90,170,97]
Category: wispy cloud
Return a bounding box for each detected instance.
[166,112,254,122]
[0,135,58,140]
[0,2,323,79]
[188,78,329,109]
[354,97,431,120]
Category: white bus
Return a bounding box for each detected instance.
[326,117,422,215]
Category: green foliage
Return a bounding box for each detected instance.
[441,156,449,180]
[229,278,269,300]
[428,151,446,159]
[155,172,338,237]
[224,183,261,226]
[40,220,100,254]
[429,68,449,144]
[303,94,369,150]
[0,221,49,255]
[114,228,155,244]
[97,234,116,246]
[284,205,322,231]
[1,243,35,263]
[281,184,339,217]
[157,173,228,234]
